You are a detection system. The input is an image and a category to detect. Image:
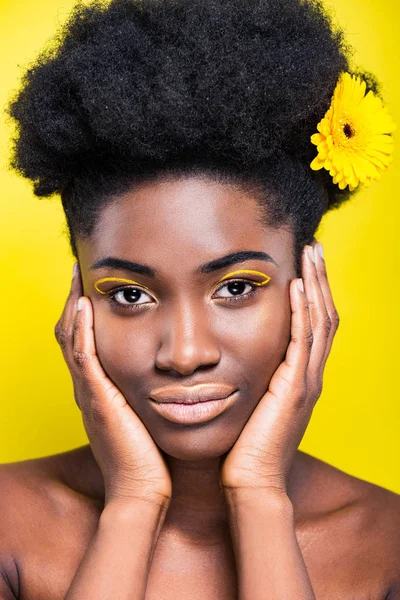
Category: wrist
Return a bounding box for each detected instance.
[104,487,171,512]
[102,496,169,525]
[223,485,293,513]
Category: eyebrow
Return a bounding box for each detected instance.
[90,250,278,278]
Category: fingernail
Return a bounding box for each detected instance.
[307,246,316,264]
[73,262,78,278]
[317,242,324,260]
[77,297,84,311]
[297,278,304,292]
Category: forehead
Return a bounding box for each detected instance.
[80,176,292,272]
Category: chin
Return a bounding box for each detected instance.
[146,420,241,462]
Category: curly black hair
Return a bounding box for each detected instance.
[5,0,384,274]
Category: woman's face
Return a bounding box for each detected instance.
[77,176,296,460]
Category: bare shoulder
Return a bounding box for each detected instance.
[0,452,101,600]
[0,458,53,598]
[296,451,400,597]
[0,452,92,531]
[0,462,22,598]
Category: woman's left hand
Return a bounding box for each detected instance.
[219,239,340,497]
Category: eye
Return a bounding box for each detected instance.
[108,286,154,308]
[105,278,268,310]
[213,279,260,302]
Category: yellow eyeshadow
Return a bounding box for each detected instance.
[218,270,271,286]
[94,277,151,295]
[94,270,271,295]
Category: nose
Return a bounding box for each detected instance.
[155,300,221,375]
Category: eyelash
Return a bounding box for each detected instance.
[105,279,264,311]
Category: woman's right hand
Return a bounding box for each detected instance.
[54,263,172,510]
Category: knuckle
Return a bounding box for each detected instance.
[57,329,69,351]
[54,319,62,338]
[311,378,323,400]
[316,381,323,398]
[305,328,314,349]
[306,298,316,312]
[73,349,90,372]
[322,314,332,338]
[331,310,340,329]
[73,314,81,338]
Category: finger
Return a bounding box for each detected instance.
[72,296,128,422]
[281,276,313,403]
[313,244,341,367]
[302,245,333,381]
[54,265,77,341]
[55,262,83,366]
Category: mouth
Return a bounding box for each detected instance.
[149,383,237,405]
[150,390,239,425]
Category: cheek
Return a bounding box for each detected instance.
[248,297,291,360]
[221,292,292,391]
[92,291,292,393]
[93,309,155,385]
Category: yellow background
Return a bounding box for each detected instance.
[0,0,399,493]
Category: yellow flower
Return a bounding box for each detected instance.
[310,72,397,191]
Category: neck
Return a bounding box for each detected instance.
[161,454,229,542]
[58,445,307,543]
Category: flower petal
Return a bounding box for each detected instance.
[311,133,325,145]
[310,71,396,191]
[310,156,325,170]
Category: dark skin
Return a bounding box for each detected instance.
[0,175,399,599]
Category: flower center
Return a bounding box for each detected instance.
[343,123,355,139]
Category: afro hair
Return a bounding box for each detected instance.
[5,0,384,273]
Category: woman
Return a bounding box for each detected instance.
[1,0,399,597]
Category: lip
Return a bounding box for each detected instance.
[149,383,237,405]
[150,390,239,424]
